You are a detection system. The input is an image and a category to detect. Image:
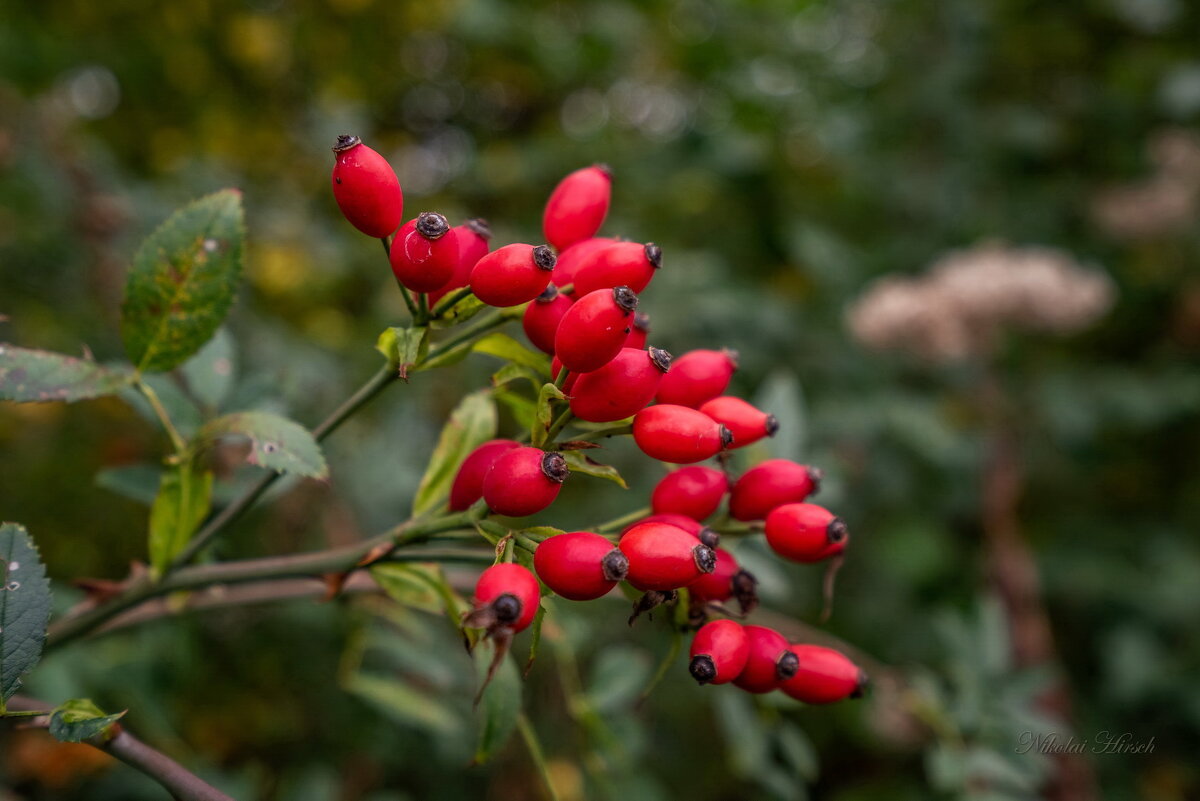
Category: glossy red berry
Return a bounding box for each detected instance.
[470,244,557,307]
[689,619,749,685]
[620,521,716,591]
[522,285,574,355]
[428,218,491,306]
[625,312,651,349]
[699,396,778,449]
[533,532,628,601]
[449,439,521,511]
[553,286,639,372]
[389,213,460,293]
[732,625,799,694]
[780,645,867,704]
[688,548,758,613]
[572,241,662,297]
[469,563,541,633]
[651,466,729,521]
[568,347,671,422]
[632,404,733,464]
[764,502,848,563]
[550,355,578,392]
[482,447,569,517]
[729,459,822,521]
[331,135,404,238]
[654,349,738,408]
[554,236,620,293]
[543,165,612,251]
[624,513,720,550]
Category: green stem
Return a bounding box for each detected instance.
[431,286,474,318]
[416,292,430,324]
[553,366,569,389]
[0,709,54,718]
[136,380,187,454]
[381,236,420,319]
[544,408,574,445]
[422,308,518,369]
[517,713,563,801]
[171,363,398,569]
[638,628,682,705]
[573,422,633,442]
[594,506,651,534]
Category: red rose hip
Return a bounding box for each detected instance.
[764,502,848,563]
[624,513,720,550]
[470,243,557,307]
[554,286,639,372]
[687,547,759,613]
[522,285,574,355]
[568,347,671,422]
[689,619,749,685]
[620,521,716,591]
[632,404,733,464]
[732,625,799,694]
[467,563,541,633]
[553,236,620,293]
[482,447,569,517]
[542,165,612,251]
[572,241,662,296]
[331,135,404,238]
[449,439,521,511]
[389,212,461,293]
[699,396,778,449]
[533,532,628,601]
[428,218,491,306]
[780,645,867,704]
[654,349,738,408]
[729,459,822,521]
[651,466,729,521]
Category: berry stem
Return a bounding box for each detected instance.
[572,422,633,442]
[381,235,421,319]
[516,714,563,801]
[544,408,575,444]
[136,380,187,454]
[416,292,430,324]
[430,286,475,318]
[553,365,570,389]
[593,505,651,534]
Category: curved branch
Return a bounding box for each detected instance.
[5,696,234,801]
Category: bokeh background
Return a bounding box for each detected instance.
[2,0,1199,799]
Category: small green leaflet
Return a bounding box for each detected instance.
[121,190,245,374]
[562,450,628,489]
[48,699,126,743]
[0,523,51,710]
[471,333,550,373]
[532,382,566,447]
[197,411,328,479]
[376,325,429,380]
[411,391,497,516]
[147,463,214,576]
[0,345,134,403]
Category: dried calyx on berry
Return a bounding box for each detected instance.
[533,245,557,271]
[628,589,677,626]
[415,211,450,239]
[696,526,720,550]
[332,134,361,152]
[731,568,760,614]
[541,451,569,483]
[465,217,492,239]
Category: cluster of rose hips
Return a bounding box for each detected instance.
[331,136,866,705]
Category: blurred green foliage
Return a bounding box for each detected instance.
[2,0,1199,799]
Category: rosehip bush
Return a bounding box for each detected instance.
[0,142,868,799]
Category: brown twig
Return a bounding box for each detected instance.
[4,696,234,801]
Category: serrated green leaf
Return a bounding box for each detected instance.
[431,294,487,329]
[472,333,550,373]
[371,562,477,649]
[121,190,245,373]
[412,391,497,516]
[180,327,236,411]
[148,463,213,576]
[517,526,566,543]
[376,325,430,379]
[198,411,328,478]
[474,639,521,764]
[562,450,628,488]
[0,345,134,403]
[0,523,51,708]
[48,699,126,743]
